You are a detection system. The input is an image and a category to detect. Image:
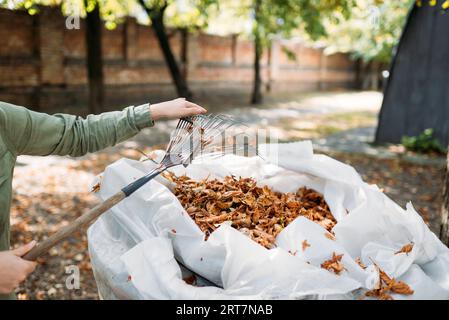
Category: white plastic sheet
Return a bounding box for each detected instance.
[87,141,449,300]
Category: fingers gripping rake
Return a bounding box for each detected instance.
[23,114,242,261]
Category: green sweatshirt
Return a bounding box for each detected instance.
[0,101,154,299]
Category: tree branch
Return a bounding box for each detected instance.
[137,0,168,20]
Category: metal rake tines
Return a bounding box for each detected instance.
[164,117,194,155]
[123,114,248,197]
[160,114,242,167]
[188,114,245,161]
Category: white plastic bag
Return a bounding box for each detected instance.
[88,141,449,299]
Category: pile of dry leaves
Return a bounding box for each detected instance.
[167,173,416,300]
[165,173,336,249]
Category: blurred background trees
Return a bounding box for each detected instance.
[135,0,218,99]
[0,0,416,106]
[84,0,104,113]
[205,0,354,104]
[203,0,412,103]
[1,0,130,113]
[1,0,217,106]
[324,0,413,90]
[0,0,414,105]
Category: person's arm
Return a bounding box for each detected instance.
[0,98,206,157]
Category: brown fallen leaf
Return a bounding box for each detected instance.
[321,252,345,275]
[91,182,101,193]
[183,275,197,285]
[395,243,414,255]
[378,293,394,300]
[302,239,311,251]
[355,258,367,270]
[390,280,414,295]
[324,232,336,241]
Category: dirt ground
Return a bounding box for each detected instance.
[9,91,446,299]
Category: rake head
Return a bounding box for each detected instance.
[123,114,258,197]
[159,114,253,168]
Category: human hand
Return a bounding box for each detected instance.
[150,98,207,121]
[0,241,37,294]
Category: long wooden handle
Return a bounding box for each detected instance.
[23,190,126,261]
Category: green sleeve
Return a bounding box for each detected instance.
[0,102,154,157]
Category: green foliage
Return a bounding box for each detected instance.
[208,0,354,54]
[136,0,218,30]
[324,0,414,63]
[0,0,60,15]
[4,0,217,30]
[167,0,218,30]
[3,0,415,75]
[401,129,446,155]
[4,0,129,26]
[281,46,297,61]
[99,0,130,29]
[254,0,351,48]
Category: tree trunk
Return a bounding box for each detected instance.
[361,61,371,90]
[85,1,104,114]
[370,61,381,91]
[180,28,188,80]
[440,150,449,246]
[354,58,363,90]
[251,0,263,105]
[139,1,192,99]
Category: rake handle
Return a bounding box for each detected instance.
[23,191,126,261]
[23,166,167,261]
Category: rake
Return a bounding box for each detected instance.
[23,114,248,261]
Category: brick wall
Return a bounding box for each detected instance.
[0,7,357,114]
